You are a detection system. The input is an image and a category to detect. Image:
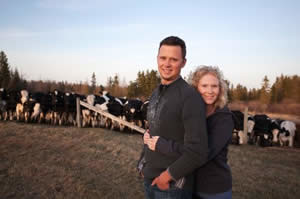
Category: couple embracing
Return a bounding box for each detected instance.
[137,36,233,199]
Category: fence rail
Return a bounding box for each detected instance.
[77,98,145,134]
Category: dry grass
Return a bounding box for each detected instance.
[1,122,300,199]
[229,145,300,199]
[0,121,144,199]
[229,101,300,119]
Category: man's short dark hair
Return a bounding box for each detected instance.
[159,36,186,59]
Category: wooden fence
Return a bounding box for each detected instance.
[76,98,146,134]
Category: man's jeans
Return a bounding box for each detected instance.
[144,179,192,199]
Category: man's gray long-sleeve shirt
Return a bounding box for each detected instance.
[142,77,208,184]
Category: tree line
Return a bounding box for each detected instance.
[227,75,300,104]
[1,50,299,104]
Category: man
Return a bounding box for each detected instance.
[141,36,208,199]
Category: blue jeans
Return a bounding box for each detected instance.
[194,190,232,199]
[144,179,192,199]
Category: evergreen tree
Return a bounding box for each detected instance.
[232,84,248,101]
[127,81,138,97]
[112,74,120,96]
[113,74,119,87]
[259,75,271,104]
[0,51,11,88]
[8,68,23,91]
[106,76,113,92]
[137,71,146,96]
[90,72,96,94]
[148,70,160,96]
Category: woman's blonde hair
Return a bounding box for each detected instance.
[189,65,228,109]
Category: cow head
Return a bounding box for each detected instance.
[20,90,29,104]
[86,95,95,106]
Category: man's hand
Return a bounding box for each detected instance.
[144,131,159,151]
[151,170,172,190]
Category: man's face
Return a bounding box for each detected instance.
[157,45,186,85]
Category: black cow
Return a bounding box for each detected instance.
[50,90,65,125]
[6,90,21,121]
[0,88,8,120]
[60,92,77,126]
[140,100,149,129]
[249,114,281,147]
[124,99,143,128]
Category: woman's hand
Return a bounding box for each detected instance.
[144,131,159,151]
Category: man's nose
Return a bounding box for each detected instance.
[165,59,171,67]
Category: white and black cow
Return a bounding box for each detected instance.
[123,99,144,129]
[106,97,128,131]
[249,114,281,147]
[15,89,29,121]
[231,110,254,145]
[82,94,109,127]
[272,120,296,147]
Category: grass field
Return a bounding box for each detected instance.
[1,121,299,199]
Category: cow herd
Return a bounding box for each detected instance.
[231,110,297,147]
[0,88,149,131]
[0,88,297,148]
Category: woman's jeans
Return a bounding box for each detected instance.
[194,189,232,199]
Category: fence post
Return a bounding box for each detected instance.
[243,107,248,144]
[76,97,81,128]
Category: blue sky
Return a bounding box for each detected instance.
[1,0,299,89]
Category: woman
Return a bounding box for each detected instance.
[144,66,234,199]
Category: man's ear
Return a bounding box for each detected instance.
[181,58,187,68]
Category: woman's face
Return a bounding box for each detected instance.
[197,73,220,105]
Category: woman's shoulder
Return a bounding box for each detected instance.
[211,106,232,117]
[208,106,233,123]
[208,106,234,132]
[216,106,231,113]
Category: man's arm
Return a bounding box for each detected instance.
[151,113,233,163]
[167,94,208,180]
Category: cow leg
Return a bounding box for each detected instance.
[53,112,58,125]
[60,112,67,126]
[137,120,143,128]
[3,111,7,120]
[99,116,106,128]
[110,120,115,130]
[67,113,75,126]
[105,119,112,129]
[82,118,86,127]
[91,115,97,128]
[238,131,244,144]
[288,136,294,147]
[39,112,44,123]
[279,137,284,147]
[119,116,125,132]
